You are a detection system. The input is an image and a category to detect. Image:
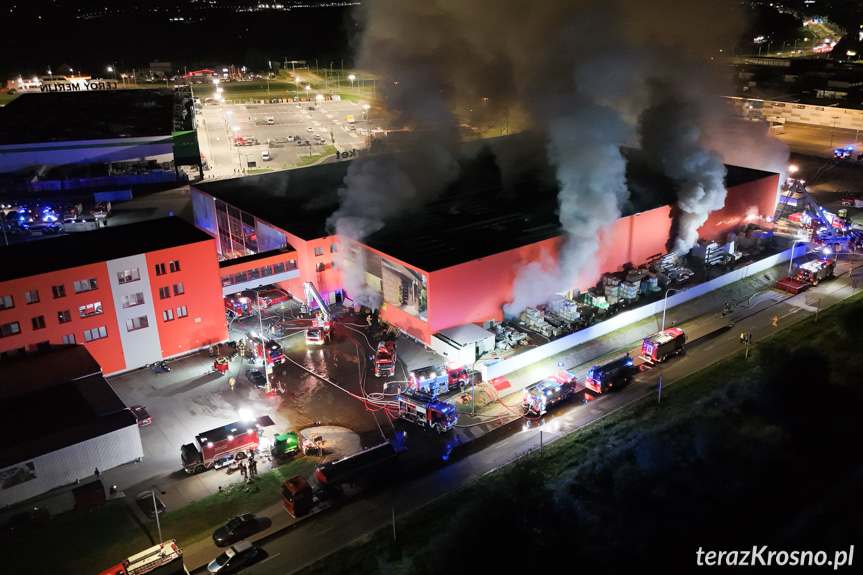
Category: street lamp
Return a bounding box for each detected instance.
[232,126,241,167]
[830,115,840,149]
[661,288,684,331]
[789,240,808,276]
[108,65,116,81]
[364,104,371,147]
[255,291,271,394]
[305,84,310,102]
[315,93,323,107]
[348,74,355,91]
[151,484,166,542]
[295,76,300,103]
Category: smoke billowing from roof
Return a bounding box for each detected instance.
[332,0,784,313]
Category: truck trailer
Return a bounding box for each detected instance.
[374,341,397,377]
[585,354,639,394]
[98,539,188,575]
[397,389,457,433]
[640,328,686,363]
[522,371,580,416]
[314,433,406,486]
[181,419,265,474]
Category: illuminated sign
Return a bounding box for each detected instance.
[40,80,120,93]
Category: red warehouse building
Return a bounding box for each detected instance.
[190,137,780,345]
[0,218,227,374]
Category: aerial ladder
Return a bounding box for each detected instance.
[303,281,333,343]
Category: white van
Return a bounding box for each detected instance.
[266,117,275,125]
[261,150,272,161]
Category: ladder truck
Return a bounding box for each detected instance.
[98,540,188,575]
[303,281,333,344]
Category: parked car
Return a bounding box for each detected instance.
[208,541,258,573]
[245,369,266,389]
[266,117,275,125]
[135,491,166,519]
[129,405,152,426]
[307,126,314,132]
[0,507,50,535]
[287,135,294,141]
[212,513,260,547]
[261,150,271,161]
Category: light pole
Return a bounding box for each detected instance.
[661,288,684,331]
[830,115,840,149]
[151,484,166,542]
[789,240,808,276]
[255,291,271,394]
[349,74,355,92]
[364,104,371,147]
[295,76,300,104]
[232,126,241,167]
[305,84,310,102]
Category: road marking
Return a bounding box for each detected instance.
[262,553,281,563]
[495,441,510,449]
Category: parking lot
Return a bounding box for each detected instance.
[197,99,378,177]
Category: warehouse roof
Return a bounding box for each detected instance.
[0,346,136,468]
[435,323,495,347]
[0,217,215,282]
[193,134,777,272]
[0,89,178,145]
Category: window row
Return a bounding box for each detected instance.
[220,259,299,288]
[313,244,339,257]
[154,260,181,276]
[159,283,184,299]
[1,279,99,311]
[162,305,189,322]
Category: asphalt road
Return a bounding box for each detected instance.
[189,259,863,574]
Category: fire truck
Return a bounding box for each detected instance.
[303,282,333,345]
[98,540,188,575]
[640,327,686,364]
[281,475,313,518]
[374,341,397,377]
[409,364,470,396]
[397,389,457,433]
[180,418,269,474]
[314,432,406,487]
[247,286,291,308]
[797,258,835,285]
[224,294,254,320]
[775,257,836,294]
[246,334,285,364]
[585,353,640,394]
[522,371,579,416]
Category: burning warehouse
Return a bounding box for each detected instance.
[190,133,780,346]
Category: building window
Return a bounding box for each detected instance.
[58,310,71,324]
[125,316,149,332]
[74,278,98,293]
[84,326,107,341]
[62,334,76,345]
[173,283,184,296]
[155,263,166,276]
[162,309,174,322]
[316,262,326,272]
[330,243,339,253]
[52,284,66,298]
[117,268,140,284]
[176,305,188,318]
[0,295,14,310]
[31,316,46,330]
[25,289,40,304]
[314,247,324,256]
[159,286,171,299]
[169,260,181,273]
[79,302,103,318]
[122,292,145,308]
[0,322,21,338]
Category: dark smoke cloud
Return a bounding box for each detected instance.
[334,0,780,314]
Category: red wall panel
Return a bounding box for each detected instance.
[148,241,227,357]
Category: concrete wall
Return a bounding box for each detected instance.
[0,423,143,507]
[481,245,801,381]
